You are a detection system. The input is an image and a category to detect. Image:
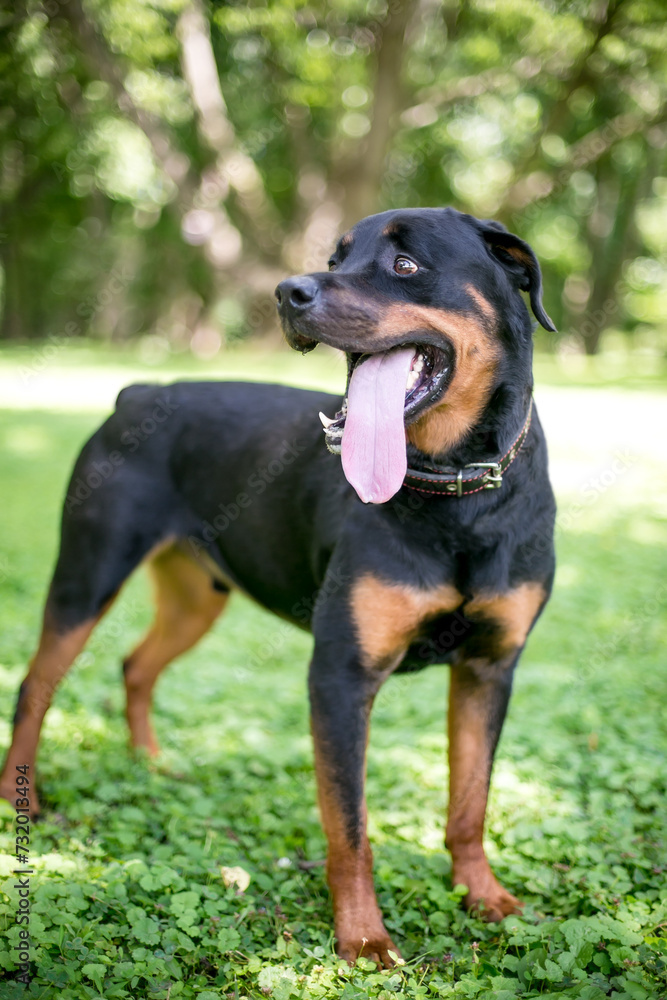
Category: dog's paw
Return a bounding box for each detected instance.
[469,884,523,923]
[336,927,401,968]
[454,863,523,923]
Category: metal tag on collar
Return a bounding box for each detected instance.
[465,461,503,489]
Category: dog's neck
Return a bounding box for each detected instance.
[406,377,533,473]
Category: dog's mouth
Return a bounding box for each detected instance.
[318,344,451,504]
[319,344,451,450]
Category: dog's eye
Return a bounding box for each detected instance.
[327,260,336,271]
[394,256,418,275]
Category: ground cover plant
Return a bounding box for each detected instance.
[0,353,666,999]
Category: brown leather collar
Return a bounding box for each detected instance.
[403,400,533,497]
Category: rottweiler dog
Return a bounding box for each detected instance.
[1,207,556,966]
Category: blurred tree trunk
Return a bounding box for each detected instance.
[61,0,194,198]
[1,177,55,340]
[176,0,280,263]
[176,0,284,338]
[0,241,23,340]
[501,0,625,211]
[61,0,281,335]
[337,0,418,229]
[579,149,652,355]
[283,0,419,282]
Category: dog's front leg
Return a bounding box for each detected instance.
[308,639,398,967]
[446,584,547,919]
[445,654,522,921]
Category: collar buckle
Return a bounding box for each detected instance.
[465,461,503,489]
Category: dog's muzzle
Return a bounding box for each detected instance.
[274,277,320,353]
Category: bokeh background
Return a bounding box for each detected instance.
[1,2,667,998]
[1,0,666,360]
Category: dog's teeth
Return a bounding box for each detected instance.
[406,369,419,390]
[319,411,335,428]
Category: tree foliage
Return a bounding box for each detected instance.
[1,0,666,354]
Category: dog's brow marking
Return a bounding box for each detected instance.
[464,285,497,327]
[464,582,546,655]
[382,223,400,237]
[340,232,354,248]
[351,574,463,668]
[378,302,500,457]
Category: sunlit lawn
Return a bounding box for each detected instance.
[0,346,666,999]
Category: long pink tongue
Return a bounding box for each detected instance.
[341,347,415,504]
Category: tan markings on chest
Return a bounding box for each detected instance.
[464,582,546,655]
[351,574,464,669]
[378,287,500,457]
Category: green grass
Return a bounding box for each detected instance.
[0,393,666,998]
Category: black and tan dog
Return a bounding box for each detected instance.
[1,207,556,966]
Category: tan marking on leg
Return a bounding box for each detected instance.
[446,665,522,922]
[465,582,546,656]
[350,574,463,669]
[124,545,228,755]
[0,608,112,815]
[445,583,545,914]
[374,300,500,457]
[313,735,399,966]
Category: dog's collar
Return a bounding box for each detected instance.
[403,400,533,497]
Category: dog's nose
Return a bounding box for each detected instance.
[275,276,320,311]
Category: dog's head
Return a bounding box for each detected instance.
[275,207,554,503]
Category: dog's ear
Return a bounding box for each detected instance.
[480,220,556,332]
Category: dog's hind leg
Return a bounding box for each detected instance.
[0,605,113,816]
[123,545,229,756]
[0,420,179,814]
